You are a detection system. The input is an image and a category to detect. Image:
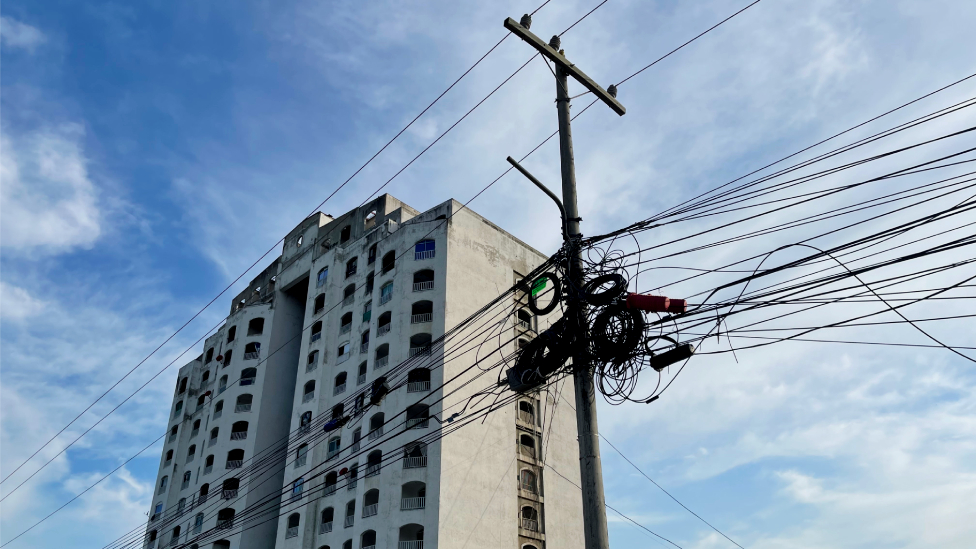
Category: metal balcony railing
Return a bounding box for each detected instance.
[240,377,255,386]
[198,493,208,504]
[337,353,350,365]
[168,433,177,443]
[360,341,370,354]
[164,458,172,466]
[327,448,340,461]
[407,381,430,393]
[375,356,388,369]
[347,478,357,490]
[244,351,260,360]
[363,545,376,549]
[303,392,315,403]
[413,281,434,292]
[236,403,252,413]
[169,537,178,547]
[377,324,391,336]
[380,292,392,305]
[181,480,190,490]
[365,464,380,477]
[340,324,351,334]
[222,489,238,500]
[314,305,325,315]
[146,539,156,549]
[226,460,243,469]
[231,431,247,440]
[213,409,222,419]
[362,503,378,518]
[518,411,534,425]
[344,515,354,528]
[186,454,195,463]
[295,455,306,468]
[415,250,435,260]
[403,456,427,469]
[193,523,202,534]
[204,465,212,475]
[334,383,346,396]
[324,484,337,496]
[342,295,355,307]
[357,373,367,385]
[311,332,322,342]
[216,519,233,530]
[351,441,361,453]
[410,313,432,324]
[398,541,423,549]
[409,346,431,357]
[519,444,536,459]
[285,526,298,539]
[406,418,429,430]
[521,518,539,531]
[190,428,199,438]
[319,521,333,534]
[368,427,383,441]
[400,497,425,510]
[306,362,318,373]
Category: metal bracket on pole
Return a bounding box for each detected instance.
[506,156,568,240]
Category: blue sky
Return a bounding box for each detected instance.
[2,0,975,548]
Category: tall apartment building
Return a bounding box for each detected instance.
[144,195,584,549]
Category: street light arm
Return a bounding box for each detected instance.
[506,156,569,241]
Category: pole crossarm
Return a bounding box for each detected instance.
[503,17,626,116]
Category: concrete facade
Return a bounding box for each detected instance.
[144,195,584,549]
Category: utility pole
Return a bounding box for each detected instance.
[504,15,625,549]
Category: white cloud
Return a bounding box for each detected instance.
[1,124,102,253]
[0,16,46,52]
[0,281,46,320]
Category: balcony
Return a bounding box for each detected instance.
[413,281,434,292]
[347,478,358,490]
[398,542,423,549]
[368,426,383,441]
[319,521,333,534]
[231,431,247,441]
[518,411,535,425]
[408,347,431,358]
[306,362,318,373]
[410,313,432,324]
[342,295,355,307]
[403,456,427,469]
[360,341,370,353]
[375,356,388,370]
[344,515,354,528]
[401,497,425,510]
[204,465,213,475]
[244,351,260,360]
[521,518,539,532]
[311,332,322,343]
[216,519,233,530]
[303,392,315,403]
[415,250,435,260]
[365,464,380,477]
[357,373,367,385]
[406,418,429,430]
[324,484,337,497]
[340,324,351,335]
[213,409,222,420]
[295,455,307,468]
[380,292,392,305]
[285,526,298,539]
[377,324,391,337]
[337,353,350,365]
[362,504,378,518]
[226,460,243,469]
[407,382,430,393]
[236,403,252,413]
[222,489,238,500]
[518,444,536,460]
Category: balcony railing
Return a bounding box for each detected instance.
[521,518,539,531]
[351,440,361,453]
[190,428,199,438]
[415,250,435,260]
[326,448,340,461]
[213,409,222,419]
[168,433,177,443]
[222,489,238,500]
[164,458,172,467]
[244,351,260,360]
[240,377,255,386]
[236,403,251,413]
[401,497,425,510]
[365,464,380,477]
[413,281,434,292]
[517,320,532,331]
[360,341,370,353]
[406,418,429,430]
[518,411,535,425]
[410,313,432,324]
[324,484,337,497]
[311,332,322,342]
[519,444,536,460]
[146,539,156,549]
[380,292,392,305]
[362,503,378,517]
[520,481,537,494]
[337,353,350,365]
[186,454,195,463]
[306,362,318,373]
[231,431,247,440]
[319,521,333,534]
[342,295,355,307]
[198,493,208,504]
[408,346,431,357]
[285,526,298,539]
[398,541,423,549]
[216,519,233,530]
[169,537,179,547]
[226,460,243,469]
[407,381,430,393]
[357,373,367,385]
[193,523,202,534]
[377,324,391,336]
[375,356,388,369]
[344,515,354,528]
[340,324,351,334]
[303,392,315,403]
[204,465,213,475]
[367,427,383,441]
[295,455,306,468]
[334,383,348,396]
[181,480,190,490]
[403,456,427,469]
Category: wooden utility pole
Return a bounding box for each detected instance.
[504,15,625,549]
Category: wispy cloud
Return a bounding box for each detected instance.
[0,16,45,52]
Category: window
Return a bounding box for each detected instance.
[357,362,368,385]
[314,293,326,314]
[317,267,329,288]
[407,368,431,393]
[327,436,341,460]
[235,394,253,413]
[296,444,308,468]
[340,225,351,243]
[303,381,316,402]
[214,400,223,417]
[410,301,432,324]
[332,403,345,420]
[193,513,204,534]
[226,449,244,469]
[311,321,323,342]
[379,282,393,305]
[170,425,179,440]
[244,341,260,358]
[222,349,232,368]
[365,272,374,295]
[414,239,435,260]
[171,526,181,544]
[346,257,358,278]
[322,507,335,531]
[296,234,304,247]
[227,326,236,343]
[519,433,536,459]
[366,451,382,477]
[231,421,248,440]
[199,483,210,501]
[165,449,173,463]
[216,508,235,529]
[196,398,204,413]
[381,251,395,273]
[521,505,540,531]
[374,343,389,369]
[308,350,319,367]
[367,244,377,265]
[205,348,214,363]
[340,312,352,333]
[406,404,429,429]
[240,368,257,386]
[519,401,535,425]
[362,301,372,323]
[300,411,312,429]
[363,489,379,517]
[398,524,424,544]
[369,413,384,440]
[292,478,304,498]
[377,312,391,335]
[174,401,183,418]
[286,513,301,539]
[403,441,427,469]
[413,269,434,292]
[360,330,370,353]
[337,342,350,359]
[178,377,188,394]
[187,445,196,462]
[201,370,210,383]
[205,454,214,470]
[325,471,338,494]
[247,317,265,336]
[520,469,538,493]
[335,372,347,395]
[343,541,352,549]
[159,476,168,493]
[409,333,432,357]
[365,208,378,230]
[218,374,228,394]
[182,471,191,488]
[361,530,377,549]
[517,309,533,331]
